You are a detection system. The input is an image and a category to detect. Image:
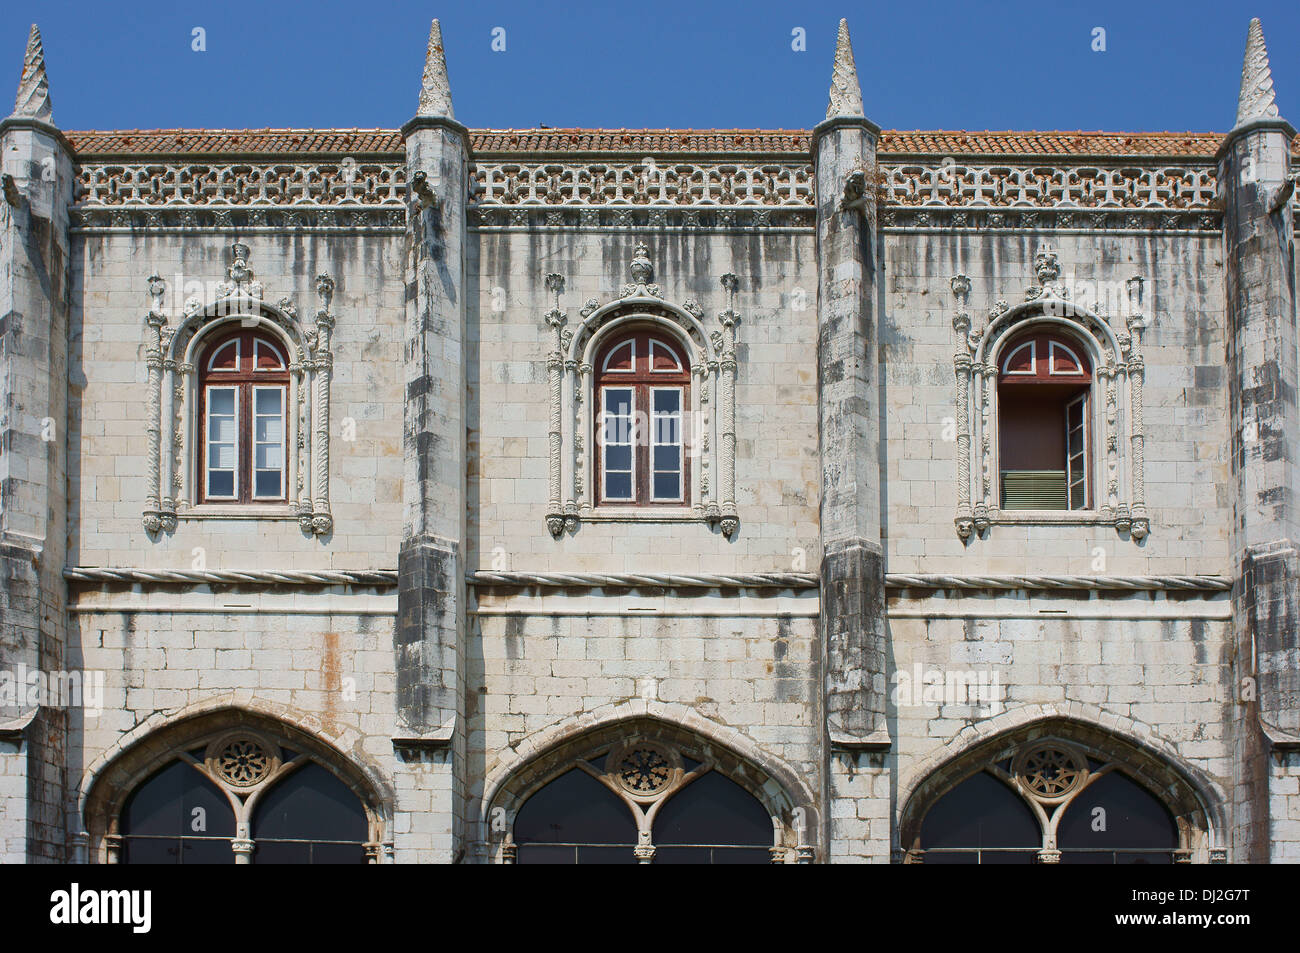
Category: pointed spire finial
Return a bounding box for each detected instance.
[12,24,52,122]
[1235,18,1280,127]
[826,19,864,120]
[417,19,454,119]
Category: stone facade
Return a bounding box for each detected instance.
[0,18,1297,863]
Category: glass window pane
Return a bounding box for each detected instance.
[209,389,235,415]
[653,472,680,499]
[654,416,679,446]
[207,470,234,497]
[256,418,283,448]
[208,442,235,469]
[653,389,680,413]
[606,445,632,471]
[210,341,238,371]
[255,470,282,498]
[255,388,282,414]
[605,471,632,499]
[654,445,680,472]
[603,388,632,415]
[602,415,627,445]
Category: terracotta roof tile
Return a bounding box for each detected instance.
[63,127,1300,160]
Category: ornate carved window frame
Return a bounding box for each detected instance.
[949,246,1149,542]
[540,243,741,538]
[141,243,337,536]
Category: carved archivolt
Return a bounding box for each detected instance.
[541,242,739,537]
[949,245,1148,541]
[141,242,336,536]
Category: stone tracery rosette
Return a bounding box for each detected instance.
[140,243,336,536]
[949,246,1149,541]
[541,241,739,537]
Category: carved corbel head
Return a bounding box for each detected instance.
[630,241,653,286]
[1,173,21,208]
[839,169,870,214]
[316,274,335,314]
[1034,244,1061,285]
[950,274,971,306]
[148,275,167,316]
[411,170,437,209]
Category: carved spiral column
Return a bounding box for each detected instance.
[310,274,335,535]
[1098,363,1118,523]
[717,274,740,538]
[951,274,973,539]
[704,359,719,523]
[142,310,166,532]
[1128,354,1148,539]
[176,361,194,507]
[287,359,301,518]
[693,362,711,519]
[159,352,179,531]
[544,274,567,537]
[974,363,995,529]
[576,362,592,514]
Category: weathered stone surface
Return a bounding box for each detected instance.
[0,17,1295,865]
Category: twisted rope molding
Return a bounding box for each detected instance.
[885,574,1230,592]
[469,571,816,589]
[64,568,398,586]
[63,567,1230,592]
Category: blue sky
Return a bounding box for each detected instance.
[4,0,1298,133]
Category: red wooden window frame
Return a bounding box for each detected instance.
[197,329,290,504]
[594,330,691,506]
[997,331,1094,510]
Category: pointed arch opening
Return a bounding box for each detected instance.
[82,708,391,864]
[485,715,813,864]
[899,719,1218,864]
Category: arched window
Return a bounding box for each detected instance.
[911,740,1181,864]
[594,330,691,506]
[115,731,373,864]
[198,329,289,503]
[250,762,370,864]
[997,331,1092,511]
[510,738,774,864]
[121,760,237,864]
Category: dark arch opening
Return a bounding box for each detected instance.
[251,762,369,865]
[1058,770,1179,864]
[514,768,638,865]
[652,771,773,865]
[919,770,1039,865]
[121,761,236,865]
